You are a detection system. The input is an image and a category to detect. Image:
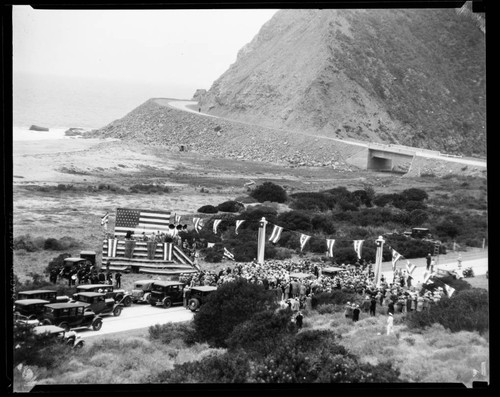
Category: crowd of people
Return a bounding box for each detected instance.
[178,258,446,319]
[50,260,122,288]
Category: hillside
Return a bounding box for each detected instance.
[200,8,486,157]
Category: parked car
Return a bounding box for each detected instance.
[71,291,124,316]
[32,325,85,348]
[14,299,50,326]
[60,257,92,279]
[186,286,218,312]
[149,281,185,308]
[40,302,103,331]
[75,284,132,307]
[128,279,155,304]
[17,289,70,303]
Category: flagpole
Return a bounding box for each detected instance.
[257,217,267,264]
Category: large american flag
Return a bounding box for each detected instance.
[114,208,171,237]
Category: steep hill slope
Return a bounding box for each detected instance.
[200,8,486,157]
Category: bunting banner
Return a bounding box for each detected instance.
[193,217,203,233]
[101,212,109,226]
[444,283,455,297]
[300,234,311,251]
[213,219,222,234]
[174,213,181,224]
[326,239,335,257]
[223,247,235,260]
[269,225,284,244]
[235,220,245,235]
[406,261,416,275]
[107,238,118,257]
[353,240,364,260]
[423,271,434,285]
[163,242,173,261]
[207,242,215,248]
[392,249,402,271]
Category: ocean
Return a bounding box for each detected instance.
[12,72,198,141]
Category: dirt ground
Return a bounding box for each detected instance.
[11,136,486,284]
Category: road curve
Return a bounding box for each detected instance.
[163,99,486,168]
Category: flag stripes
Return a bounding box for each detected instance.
[269,225,283,243]
[326,239,335,257]
[213,219,222,234]
[223,247,235,260]
[235,220,245,235]
[114,208,171,237]
[353,240,364,259]
[392,249,402,271]
[300,234,311,251]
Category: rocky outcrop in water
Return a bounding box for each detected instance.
[29,125,49,132]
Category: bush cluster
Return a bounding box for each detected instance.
[249,182,288,203]
[13,235,80,252]
[406,288,488,334]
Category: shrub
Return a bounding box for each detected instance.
[250,182,288,203]
[226,309,297,356]
[203,246,224,263]
[197,205,218,214]
[311,214,336,234]
[406,288,488,334]
[148,322,197,346]
[276,211,312,232]
[192,278,277,348]
[352,189,373,207]
[13,235,43,252]
[273,246,294,260]
[216,200,245,213]
[401,188,429,202]
[151,351,252,383]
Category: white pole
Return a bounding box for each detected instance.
[374,235,385,287]
[257,217,267,264]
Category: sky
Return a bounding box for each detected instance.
[12,6,278,91]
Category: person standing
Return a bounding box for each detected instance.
[426,253,432,271]
[387,300,395,315]
[352,304,361,322]
[295,311,303,329]
[386,313,394,335]
[370,296,377,316]
[115,271,122,288]
[106,271,113,285]
[183,284,191,308]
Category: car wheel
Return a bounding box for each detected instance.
[74,340,84,349]
[42,319,52,326]
[92,319,102,331]
[59,322,70,332]
[188,298,200,312]
[28,314,37,320]
[123,296,132,307]
[66,337,75,346]
[113,306,122,316]
[163,298,172,308]
[144,293,151,303]
[150,301,157,307]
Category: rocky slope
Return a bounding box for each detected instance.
[200,8,486,157]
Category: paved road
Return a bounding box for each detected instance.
[380,249,488,286]
[76,304,193,339]
[164,100,486,168]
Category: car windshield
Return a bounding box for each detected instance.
[152,284,164,292]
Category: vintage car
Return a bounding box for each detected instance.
[40,302,103,331]
[71,291,124,316]
[32,325,85,348]
[17,289,70,303]
[14,299,50,326]
[128,279,155,304]
[75,284,132,307]
[149,281,185,308]
[60,257,92,279]
[186,286,218,312]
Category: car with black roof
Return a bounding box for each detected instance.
[75,284,132,307]
[71,291,124,316]
[186,286,218,312]
[17,289,70,303]
[149,280,185,308]
[40,301,103,331]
